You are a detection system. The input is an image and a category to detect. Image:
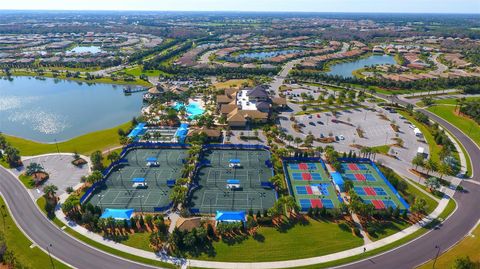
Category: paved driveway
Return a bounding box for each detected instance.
[12,153,89,199]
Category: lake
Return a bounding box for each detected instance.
[326,54,396,78]
[236,49,300,60]
[68,46,103,54]
[0,76,143,142]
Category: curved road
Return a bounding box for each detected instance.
[339,101,480,269]
[0,100,478,269]
[0,168,159,269]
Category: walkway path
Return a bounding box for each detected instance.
[53,178,451,269]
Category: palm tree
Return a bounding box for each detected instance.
[269,175,284,191]
[43,184,58,200]
[107,151,120,163]
[411,155,424,170]
[281,196,299,217]
[424,158,438,176]
[26,162,45,176]
[437,162,451,179]
[294,137,303,148]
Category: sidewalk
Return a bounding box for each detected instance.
[54,191,452,269]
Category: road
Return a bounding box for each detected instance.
[340,100,480,269]
[0,84,478,269]
[0,168,158,269]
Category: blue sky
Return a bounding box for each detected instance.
[2,0,479,13]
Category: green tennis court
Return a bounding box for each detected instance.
[284,159,342,211]
[189,149,277,214]
[340,161,409,211]
[86,148,188,212]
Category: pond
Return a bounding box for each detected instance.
[0,76,143,142]
[326,54,396,78]
[68,46,103,54]
[236,49,301,60]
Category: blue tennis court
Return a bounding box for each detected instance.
[307,163,317,170]
[374,187,387,196]
[289,163,300,170]
[383,200,397,208]
[322,199,334,209]
[311,173,322,180]
[357,164,368,170]
[354,186,366,195]
[292,172,303,180]
[366,174,377,182]
[296,186,308,195]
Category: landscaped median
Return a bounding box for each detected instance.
[31,187,455,269]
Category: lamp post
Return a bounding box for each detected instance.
[54,139,60,154]
[46,243,55,269]
[432,245,441,269]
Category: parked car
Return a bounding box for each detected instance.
[317,121,324,125]
[308,115,313,119]
[316,114,321,118]
[320,134,325,138]
[309,122,316,126]
[299,123,306,127]
[339,135,345,140]
[335,136,340,141]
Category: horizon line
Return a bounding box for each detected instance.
[0,9,478,15]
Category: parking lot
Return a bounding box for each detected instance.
[279,102,428,163]
[13,154,89,199]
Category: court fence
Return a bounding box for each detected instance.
[337,157,410,211]
[80,142,190,205]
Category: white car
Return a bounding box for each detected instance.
[339,135,345,140]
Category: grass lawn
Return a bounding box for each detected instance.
[120,66,169,77]
[427,105,480,148]
[371,145,391,155]
[5,122,130,156]
[0,197,68,269]
[18,174,35,189]
[434,97,480,105]
[120,232,152,251]
[417,206,475,269]
[213,79,253,90]
[367,219,411,241]
[190,218,363,262]
[404,180,439,215]
[0,157,11,168]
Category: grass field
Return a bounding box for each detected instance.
[120,66,169,77]
[213,79,253,89]
[190,218,363,262]
[121,232,152,251]
[371,145,391,155]
[0,197,68,269]
[5,122,130,156]
[418,210,476,269]
[427,105,480,148]
[18,174,35,189]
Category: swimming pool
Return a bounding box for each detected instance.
[173,101,205,119]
